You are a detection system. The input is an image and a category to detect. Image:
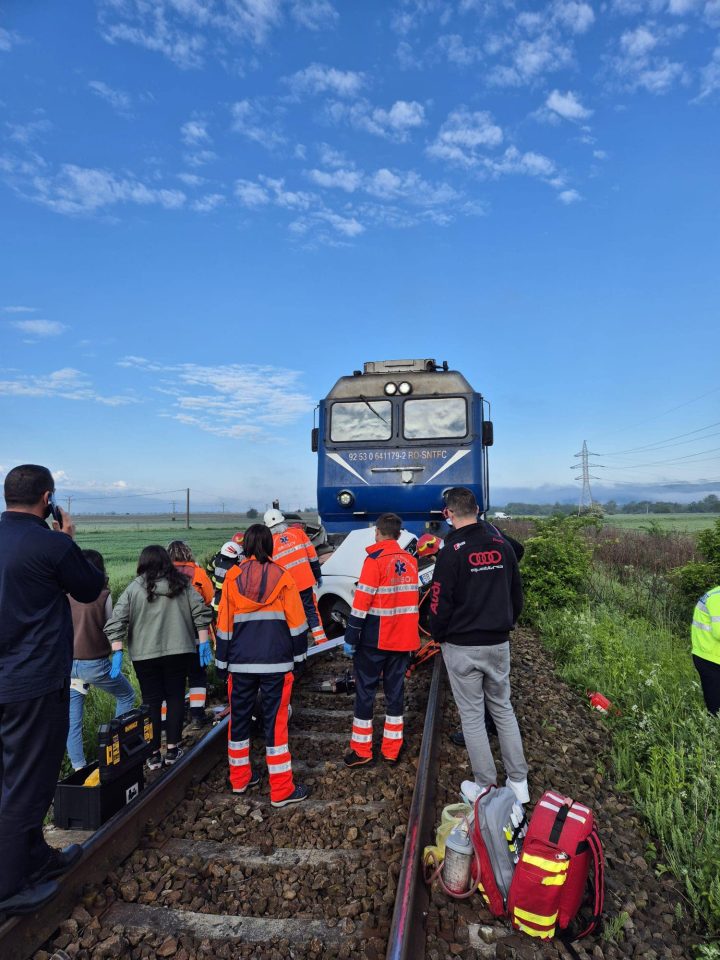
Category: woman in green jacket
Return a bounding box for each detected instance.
[105,545,213,768]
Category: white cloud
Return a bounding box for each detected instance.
[12,319,66,337]
[191,192,224,212]
[97,0,298,69]
[0,367,135,406]
[696,45,720,98]
[6,118,51,145]
[258,175,317,209]
[546,89,593,120]
[558,188,582,203]
[0,27,18,52]
[490,33,574,86]
[610,23,688,93]
[184,149,218,167]
[283,62,366,98]
[118,356,313,438]
[326,98,426,141]
[427,107,503,166]
[180,119,211,145]
[290,0,338,29]
[2,305,37,313]
[552,0,595,33]
[230,100,285,148]
[306,168,363,192]
[177,172,205,186]
[436,34,482,65]
[27,164,186,216]
[88,80,132,114]
[235,179,271,207]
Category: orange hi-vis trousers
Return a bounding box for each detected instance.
[227,671,295,803]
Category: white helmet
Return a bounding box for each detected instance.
[220,541,241,559]
[264,508,285,529]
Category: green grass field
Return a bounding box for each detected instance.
[602,513,718,533]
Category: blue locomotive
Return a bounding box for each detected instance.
[312,358,493,536]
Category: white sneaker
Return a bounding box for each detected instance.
[460,780,489,804]
[506,778,530,804]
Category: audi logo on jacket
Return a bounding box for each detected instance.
[345,540,420,652]
[428,521,523,647]
[215,558,309,674]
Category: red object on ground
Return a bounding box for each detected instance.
[587,691,612,714]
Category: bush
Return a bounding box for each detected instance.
[520,517,592,624]
[673,519,720,611]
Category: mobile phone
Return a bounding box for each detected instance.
[49,492,63,529]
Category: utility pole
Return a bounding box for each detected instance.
[170,500,177,519]
[571,441,603,512]
[220,501,225,514]
[66,495,73,514]
[186,488,190,529]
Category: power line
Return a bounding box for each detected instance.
[601,420,720,457]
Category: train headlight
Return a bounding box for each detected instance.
[398,381,412,395]
[384,382,398,395]
[337,490,355,508]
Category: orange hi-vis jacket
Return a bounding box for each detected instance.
[215,558,308,673]
[173,561,214,606]
[271,527,322,592]
[346,540,420,653]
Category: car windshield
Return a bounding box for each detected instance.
[330,400,392,441]
[403,398,467,439]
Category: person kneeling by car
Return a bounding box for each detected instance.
[343,513,420,767]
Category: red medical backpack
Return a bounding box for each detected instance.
[506,790,604,941]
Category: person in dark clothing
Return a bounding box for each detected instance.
[429,487,529,804]
[0,464,105,915]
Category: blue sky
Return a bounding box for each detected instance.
[1,0,719,512]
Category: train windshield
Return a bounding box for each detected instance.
[330,400,392,442]
[403,397,467,439]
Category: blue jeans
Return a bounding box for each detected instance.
[67,657,136,769]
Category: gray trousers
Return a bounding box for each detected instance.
[441,641,528,788]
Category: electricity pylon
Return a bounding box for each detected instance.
[571,441,603,511]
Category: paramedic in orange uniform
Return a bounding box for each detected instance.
[343,513,420,767]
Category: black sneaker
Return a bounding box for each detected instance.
[27,845,83,884]
[382,745,405,764]
[0,880,59,920]
[164,746,184,766]
[271,784,309,808]
[232,774,260,794]
[146,751,163,770]
[449,729,465,747]
[190,712,212,729]
[343,750,373,768]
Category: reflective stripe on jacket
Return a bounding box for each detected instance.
[346,540,420,653]
[691,586,720,665]
[215,557,308,674]
[272,528,321,592]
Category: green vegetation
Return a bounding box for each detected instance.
[520,516,720,933]
[605,514,718,534]
[519,516,592,624]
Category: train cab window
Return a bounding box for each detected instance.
[403,398,467,439]
[330,400,392,442]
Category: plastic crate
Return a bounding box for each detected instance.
[53,761,145,831]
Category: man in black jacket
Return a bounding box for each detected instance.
[428,487,529,803]
[0,464,105,915]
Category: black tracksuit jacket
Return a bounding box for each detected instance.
[427,520,523,646]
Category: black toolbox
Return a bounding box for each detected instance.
[54,706,154,830]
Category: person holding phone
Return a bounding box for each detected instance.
[0,464,105,915]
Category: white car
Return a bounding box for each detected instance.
[315,528,435,636]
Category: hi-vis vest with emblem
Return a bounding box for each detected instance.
[347,540,420,653]
[272,528,320,592]
[692,586,720,665]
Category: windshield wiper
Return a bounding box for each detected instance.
[359,395,389,426]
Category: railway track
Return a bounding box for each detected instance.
[0,640,445,960]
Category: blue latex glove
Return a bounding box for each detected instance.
[343,642,355,658]
[109,650,123,679]
[316,576,323,588]
[198,641,212,667]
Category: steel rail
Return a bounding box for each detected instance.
[385,653,445,960]
[0,638,345,960]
